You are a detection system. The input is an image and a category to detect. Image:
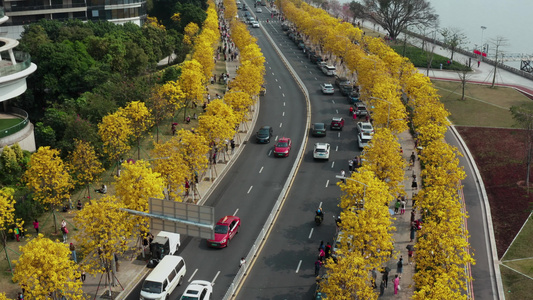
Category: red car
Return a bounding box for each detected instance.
[207,216,240,248]
[273,137,292,157]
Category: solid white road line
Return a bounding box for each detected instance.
[188,269,198,282]
[259,166,264,173]
[296,260,302,273]
[308,228,314,239]
[247,186,253,194]
[325,180,329,187]
[233,208,239,216]
[212,271,221,285]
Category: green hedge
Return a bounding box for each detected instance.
[390,45,471,72]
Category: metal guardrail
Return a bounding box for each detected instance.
[0,51,32,77]
[0,108,30,138]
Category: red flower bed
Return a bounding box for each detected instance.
[456,127,533,258]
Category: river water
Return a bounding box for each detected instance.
[340,0,533,69]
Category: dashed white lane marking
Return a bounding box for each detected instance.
[234,208,239,215]
[325,180,329,187]
[296,260,302,273]
[308,228,314,239]
[247,186,253,194]
[259,166,264,173]
[331,161,335,168]
[283,102,286,106]
[282,112,285,116]
[282,93,285,97]
[268,150,272,156]
[336,145,338,151]
[212,271,220,285]
[275,136,279,141]
[275,78,278,82]
[188,269,198,282]
[338,132,341,138]
[336,109,338,114]
[279,123,283,128]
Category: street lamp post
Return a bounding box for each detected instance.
[369,96,392,128]
[336,175,367,209]
[480,26,487,58]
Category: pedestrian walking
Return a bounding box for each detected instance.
[348,159,354,172]
[319,248,325,261]
[61,219,68,243]
[371,267,377,288]
[410,210,416,223]
[397,256,403,276]
[318,241,325,252]
[379,279,386,296]
[14,227,20,242]
[70,243,77,263]
[340,169,346,183]
[352,111,357,121]
[230,139,235,154]
[410,222,417,242]
[314,259,322,276]
[394,274,400,295]
[407,246,414,264]
[477,60,481,67]
[409,151,416,169]
[381,266,390,288]
[325,242,332,259]
[394,199,401,214]
[81,270,86,282]
[240,257,246,268]
[412,174,418,190]
[33,219,39,234]
[400,199,406,215]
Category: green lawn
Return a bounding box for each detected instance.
[0,118,23,130]
[433,80,531,128]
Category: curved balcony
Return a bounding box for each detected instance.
[0,107,36,151]
[0,50,37,102]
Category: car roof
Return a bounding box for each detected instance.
[322,83,333,86]
[360,132,373,138]
[332,117,343,121]
[260,125,271,129]
[356,103,366,107]
[217,215,240,226]
[358,121,372,126]
[278,137,290,143]
[315,143,330,149]
[184,280,211,294]
[314,122,325,126]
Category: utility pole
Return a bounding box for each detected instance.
[490,36,509,88]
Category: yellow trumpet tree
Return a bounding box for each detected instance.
[151,137,189,201]
[98,110,133,175]
[148,80,185,142]
[197,99,238,150]
[120,101,154,160]
[178,59,206,121]
[74,196,132,296]
[13,235,83,299]
[24,146,73,232]
[67,139,104,199]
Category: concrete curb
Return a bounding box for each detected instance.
[448,125,505,300]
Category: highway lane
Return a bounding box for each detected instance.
[445,129,500,300]
[126,13,308,300]
[236,9,363,299]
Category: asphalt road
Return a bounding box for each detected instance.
[235,5,363,300]
[127,6,307,300]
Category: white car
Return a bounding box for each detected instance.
[356,121,374,135]
[256,7,262,13]
[313,143,330,160]
[251,21,260,28]
[321,83,334,94]
[358,132,373,149]
[180,280,213,300]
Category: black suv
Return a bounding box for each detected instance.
[256,126,273,143]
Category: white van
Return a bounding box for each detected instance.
[322,65,336,76]
[150,231,180,260]
[140,255,186,300]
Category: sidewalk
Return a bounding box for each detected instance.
[377,130,420,299]
[81,46,254,300]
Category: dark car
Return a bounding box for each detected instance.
[354,103,368,117]
[256,126,273,143]
[330,117,345,130]
[312,123,327,137]
[347,90,360,104]
[339,85,353,96]
[334,76,351,87]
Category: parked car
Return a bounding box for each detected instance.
[334,76,351,87]
[207,216,240,248]
[356,121,374,135]
[358,132,373,149]
[313,143,330,160]
[354,102,368,117]
[339,85,353,96]
[256,125,273,143]
[317,61,327,69]
[312,123,327,137]
[274,137,292,157]
[180,280,213,300]
[321,65,336,76]
[347,90,360,104]
[320,83,334,94]
[330,117,345,130]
